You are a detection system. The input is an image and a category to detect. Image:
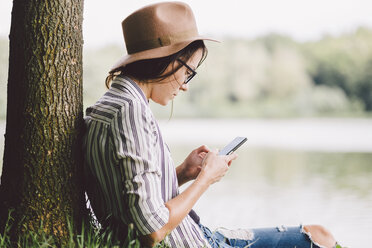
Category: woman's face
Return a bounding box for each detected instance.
[150,49,203,106]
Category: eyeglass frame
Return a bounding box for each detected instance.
[177,59,197,84]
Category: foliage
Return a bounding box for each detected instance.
[83,45,125,111]
[0,210,148,248]
[178,30,368,118]
[303,27,372,111]
[2,27,372,119]
[0,208,177,247]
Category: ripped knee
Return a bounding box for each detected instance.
[302,225,337,248]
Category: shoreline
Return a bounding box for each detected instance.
[159,118,372,152]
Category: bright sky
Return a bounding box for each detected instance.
[1,0,372,47]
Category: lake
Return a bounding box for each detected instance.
[159,118,372,248]
[1,118,372,247]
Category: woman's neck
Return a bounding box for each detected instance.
[131,77,152,100]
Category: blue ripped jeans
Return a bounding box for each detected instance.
[199,224,321,248]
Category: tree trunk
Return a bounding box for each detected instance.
[0,0,85,245]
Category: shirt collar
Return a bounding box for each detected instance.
[112,75,149,105]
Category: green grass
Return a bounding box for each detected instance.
[0,210,150,248]
[0,211,173,247]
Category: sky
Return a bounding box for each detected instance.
[1,0,372,48]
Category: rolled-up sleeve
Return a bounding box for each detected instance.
[111,99,169,235]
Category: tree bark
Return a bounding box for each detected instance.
[0,0,85,245]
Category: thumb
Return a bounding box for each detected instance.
[226,152,238,162]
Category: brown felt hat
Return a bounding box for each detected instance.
[110,1,218,72]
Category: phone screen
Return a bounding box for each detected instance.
[218,136,247,155]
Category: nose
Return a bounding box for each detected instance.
[180,83,188,91]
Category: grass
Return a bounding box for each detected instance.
[0,211,348,248]
[0,210,152,248]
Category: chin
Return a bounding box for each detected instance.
[153,99,169,106]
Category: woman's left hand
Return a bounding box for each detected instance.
[176,145,210,186]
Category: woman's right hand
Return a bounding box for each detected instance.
[197,149,238,185]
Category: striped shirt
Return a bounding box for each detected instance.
[83,76,210,247]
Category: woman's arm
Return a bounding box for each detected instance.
[141,150,237,247]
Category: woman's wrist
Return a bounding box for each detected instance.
[176,162,188,186]
[195,170,212,188]
[160,172,210,241]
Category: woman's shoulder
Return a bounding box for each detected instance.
[87,92,155,128]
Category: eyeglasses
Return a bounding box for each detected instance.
[177,59,197,84]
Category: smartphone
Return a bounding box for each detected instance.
[218,136,247,155]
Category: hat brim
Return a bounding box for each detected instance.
[110,36,219,72]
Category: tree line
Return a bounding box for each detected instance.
[2,27,372,119]
[174,26,372,118]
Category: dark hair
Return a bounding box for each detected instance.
[105,40,208,88]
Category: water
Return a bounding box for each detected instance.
[159,119,372,248]
[1,119,372,247]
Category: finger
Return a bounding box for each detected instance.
[205,149,218,158]
[227,159,236,166]
[226,152,238,162]
[198,151,207,159]
[197,145,210,153]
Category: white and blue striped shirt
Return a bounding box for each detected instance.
[83,76,210,247]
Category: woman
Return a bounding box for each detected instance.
[83,2,340,247]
